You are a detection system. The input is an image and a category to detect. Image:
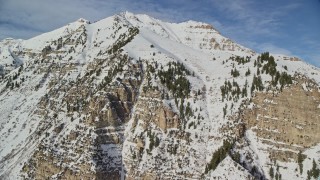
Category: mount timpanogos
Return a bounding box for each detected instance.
[0,12,319,180]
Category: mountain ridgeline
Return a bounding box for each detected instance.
[0,12,319,180]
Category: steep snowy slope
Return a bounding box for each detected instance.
[0,12,319,180]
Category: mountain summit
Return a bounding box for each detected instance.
[0,12,319,180]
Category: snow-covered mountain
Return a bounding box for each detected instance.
[0,12,319,180]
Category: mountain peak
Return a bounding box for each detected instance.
[120,10,135,16]
[76,18,89,24]
[110,12,253,53]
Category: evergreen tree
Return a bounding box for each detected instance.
[245,68,251,76]
[206,140,232,172]
[310,159,320,179]
[269,166,274,179]
[297,151,304,174]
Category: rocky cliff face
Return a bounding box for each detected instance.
[0,12,319,180]
[233,74,320,179]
